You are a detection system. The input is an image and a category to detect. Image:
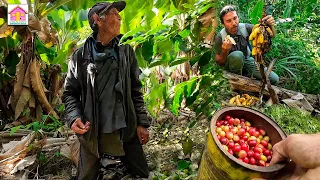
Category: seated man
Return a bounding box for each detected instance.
[214,5,279,84]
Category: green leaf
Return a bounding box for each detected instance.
[156,39,173,55]
[40,0,72,19]
[155,0,170,9]
[10,126,21,136]
[172,86,185,115]
[8,0,21,3]
[4,51,19,76]
[0,18,4,26]
[178,160,191,170]
[249,1,264,24]
[186,77,197,97]
[186,90,199,106]
[33,122,39,132]
[283,0,293,18]
[199,75,213,88]
[189,55,200,66]
[169,57,189,67]
[188,120,197,128]
[52,48,68,67]
[58,104,65,112]
[145,82,167,117]
[135,48,148,68]
[40,53,50,65]
[198,51,212,66]
[141,40,154,63]
[178,26,191,39]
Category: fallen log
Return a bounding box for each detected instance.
[223,71,320,108]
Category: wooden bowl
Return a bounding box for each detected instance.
[198,106,287,179]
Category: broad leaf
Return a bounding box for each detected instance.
[178,159,191,170]
[198,51,212,66]
[141,39,154,63]
[135,48,148,68]
[172,85,185,115]
[178,26,191,39]
[4,51,19,76]
[249,1,264,24]
[283,0,293,18]
[8,0,21,3]
[169,57,189,67]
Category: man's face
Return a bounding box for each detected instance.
[98,7,121,37]
[222,11,239,35]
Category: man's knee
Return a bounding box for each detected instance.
[226,51,245,74]
[269,72,280,85]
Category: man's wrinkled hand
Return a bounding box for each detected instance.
[137,126,149,145]
[71,118,90,134]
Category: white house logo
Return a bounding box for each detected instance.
[8,4,28,25]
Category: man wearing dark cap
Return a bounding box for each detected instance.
[62,1,150,179]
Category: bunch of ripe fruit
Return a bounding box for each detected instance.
[215,115,273,166]
[228,94,259,107]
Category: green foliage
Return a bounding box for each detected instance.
[249,0,264,24]
[10,114,63,135]
[177,159,191,170]
[263,104,320,134]
[171,77,198,115]
[283,0,293,18]
[265,23,320,94]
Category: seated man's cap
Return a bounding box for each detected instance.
[88,1,126,30]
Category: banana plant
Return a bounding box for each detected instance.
[0,0,89,126]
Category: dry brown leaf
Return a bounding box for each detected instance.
[14,61,32,120]
[199,8,217,27]
[14,87,31,120]
[28,13,41,32]
[36,17,57,45]
[10,155,36,174]
[11,56,26,110]
[51,66,61,100]
[28,91,35,108]
[0,23,14,38]
[30,58,58,119]
[0,133,35,161]
[36,104,43,121]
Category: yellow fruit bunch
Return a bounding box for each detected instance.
[249,24,273,60]
[229,94,259,106]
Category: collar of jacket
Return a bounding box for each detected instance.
[81,34,124,62]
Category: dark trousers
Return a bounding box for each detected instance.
[77,135,149,180]
[225,51,280,85]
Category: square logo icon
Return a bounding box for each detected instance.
[8,4,28,25]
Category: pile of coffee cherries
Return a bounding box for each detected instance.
[215,115,273,166]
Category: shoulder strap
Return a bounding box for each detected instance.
[220,23,249,40]
[238,23,249,38]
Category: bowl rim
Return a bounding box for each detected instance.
[210,106,287,172]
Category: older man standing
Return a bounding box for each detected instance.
[62,1,150,179]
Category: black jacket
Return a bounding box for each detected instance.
[62,35,150,157]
